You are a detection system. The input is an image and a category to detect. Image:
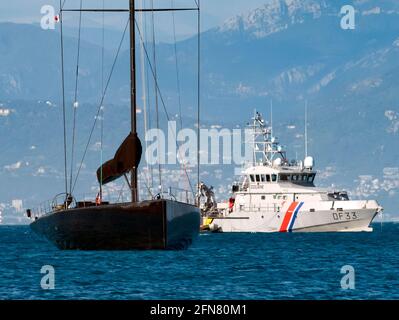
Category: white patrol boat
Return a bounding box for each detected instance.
[201,111,383,233]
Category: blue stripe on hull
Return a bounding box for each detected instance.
[288,202,304,232]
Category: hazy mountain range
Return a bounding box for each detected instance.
[1,0,399,223]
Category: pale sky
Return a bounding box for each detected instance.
[0,0,268,38]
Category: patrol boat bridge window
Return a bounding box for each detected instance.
[249,174,273,183]
[280,174,289,181]
[278,173,316,184]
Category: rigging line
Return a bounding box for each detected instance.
[71,18,130,194]
[59,0,69,197]
[58,0,67,14]
[171,0,187,192]
[117,182,125,203]
[144,0,154,191]
[100,0,105,199]
[171,0,183,131]
[141,170,154,198]
[139,0,151,198]
[101,0,105,97]
[135,19,194,196]
[69,0,83,195]
[100,104,104,197]
[136,20,194,196]
[150,0,163,192]
[197,0,201,200]
[101,3,105,95]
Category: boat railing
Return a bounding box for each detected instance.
[29,199,54,219]
[204,204,279,217]
[28,192,119,220]
[152,187,196,205]
[27,196,64,220]
[28,187,196,220]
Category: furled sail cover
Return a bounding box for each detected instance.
[96,133,142,185]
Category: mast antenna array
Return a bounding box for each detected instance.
[305,100,308,158]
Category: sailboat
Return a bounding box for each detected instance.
[27,0,201,250]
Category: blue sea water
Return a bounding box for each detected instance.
[0,223,398,300]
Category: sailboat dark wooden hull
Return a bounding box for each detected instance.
[30,200,200,250]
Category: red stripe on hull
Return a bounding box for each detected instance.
[279,202,298,233]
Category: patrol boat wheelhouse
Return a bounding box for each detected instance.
[203,111,382,233]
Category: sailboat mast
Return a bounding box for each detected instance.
[129,0,138,202]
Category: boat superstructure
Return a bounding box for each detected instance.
[202,111,382,233]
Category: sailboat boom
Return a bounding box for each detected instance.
[61,8,198,13]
